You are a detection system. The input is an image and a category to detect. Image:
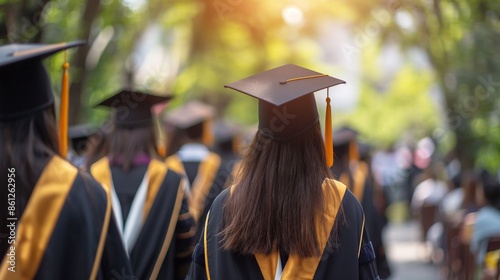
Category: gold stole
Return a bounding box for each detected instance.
[165,153,221,223]
[339,161,368,203]
[91,157,184,279]
[91,157,169,221]
[0,156,110,280]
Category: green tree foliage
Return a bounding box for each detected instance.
[375,0,500,170]
[2,0,497,171]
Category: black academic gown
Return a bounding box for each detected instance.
[166,151,223,242]
[186,179,379,280]
[0,156,133,280]
[91,158,194,280]
[338,161,391,279]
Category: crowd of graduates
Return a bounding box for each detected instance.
[363,134,500,280]
[1,41,499,280]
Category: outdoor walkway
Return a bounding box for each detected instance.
[384,221,441,280]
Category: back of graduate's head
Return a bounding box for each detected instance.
[480,169,500,210]
[0,41,84,191]
[221,64,346,258]
[107,125,157,171]
[0,55,59,158]
[164,101,216,146]
[0,106,60,193]
[185,121,204,141]
[96,89,173,170]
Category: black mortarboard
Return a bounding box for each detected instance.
[68,123,98,155]
[333,126,359,147]
[164,101,216,145]
[164,101,216,129]
[0,41,84,120]
[213,121,242,155]
[224,64,345,141]
[333,126,359,162]
[96,89,173,128]
[214,121,240,143]
[224,64,346,167]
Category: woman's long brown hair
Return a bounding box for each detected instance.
[0,107,59,258]
[220,122,337,258]
[1,107,59,193]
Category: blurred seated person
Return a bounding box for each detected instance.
[471,169,500,265]
[411,163,448,216]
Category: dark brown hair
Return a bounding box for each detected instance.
[108,125,158,171]
[220,122,339,257]
[1,107,59,193]
[84,127,110,169]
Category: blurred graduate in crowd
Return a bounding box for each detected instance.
[67,123,97,168]
[187,64,379,279]
[212,121,242,188]
[330,126,391,279]
[90,90,194,280]
[164,101,225,242]
[0,42,132,279]
[471,170,500,265]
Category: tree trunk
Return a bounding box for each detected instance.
[68,0,101,125]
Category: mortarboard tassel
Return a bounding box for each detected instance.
[325,89,334,167]
[156,119,167,158]
[202,119,214,147]
[157,145,167,158]
[152,102,169,158]
[349,139,359,163]
[59,51,70,157]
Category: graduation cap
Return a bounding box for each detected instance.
[224,64,345,167]
[213,121,242,155]
[0,41,85,157]
[68,123,98,155]
[164,101,216,146]
[96,89,173,128]
[333,126,360,163]
[0,41,84,120]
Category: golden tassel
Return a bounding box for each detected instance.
[59,52,69,157]
[325,89,334,167]
[349,139,359,163]
[157,145,167,158]
[202,119,214,147]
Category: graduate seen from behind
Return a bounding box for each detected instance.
[0,42,133,279]
[164,101,223,242]
[90,90,195,280]
[187,64,379,280]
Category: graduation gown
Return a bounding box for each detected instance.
[166,150,222,241]
[91,157,194,280]
[339,161,391,278]
[0,156,132,280]
[186,179,379,280]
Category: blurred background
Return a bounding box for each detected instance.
[2,0,499,171]
[1,0,500,279]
